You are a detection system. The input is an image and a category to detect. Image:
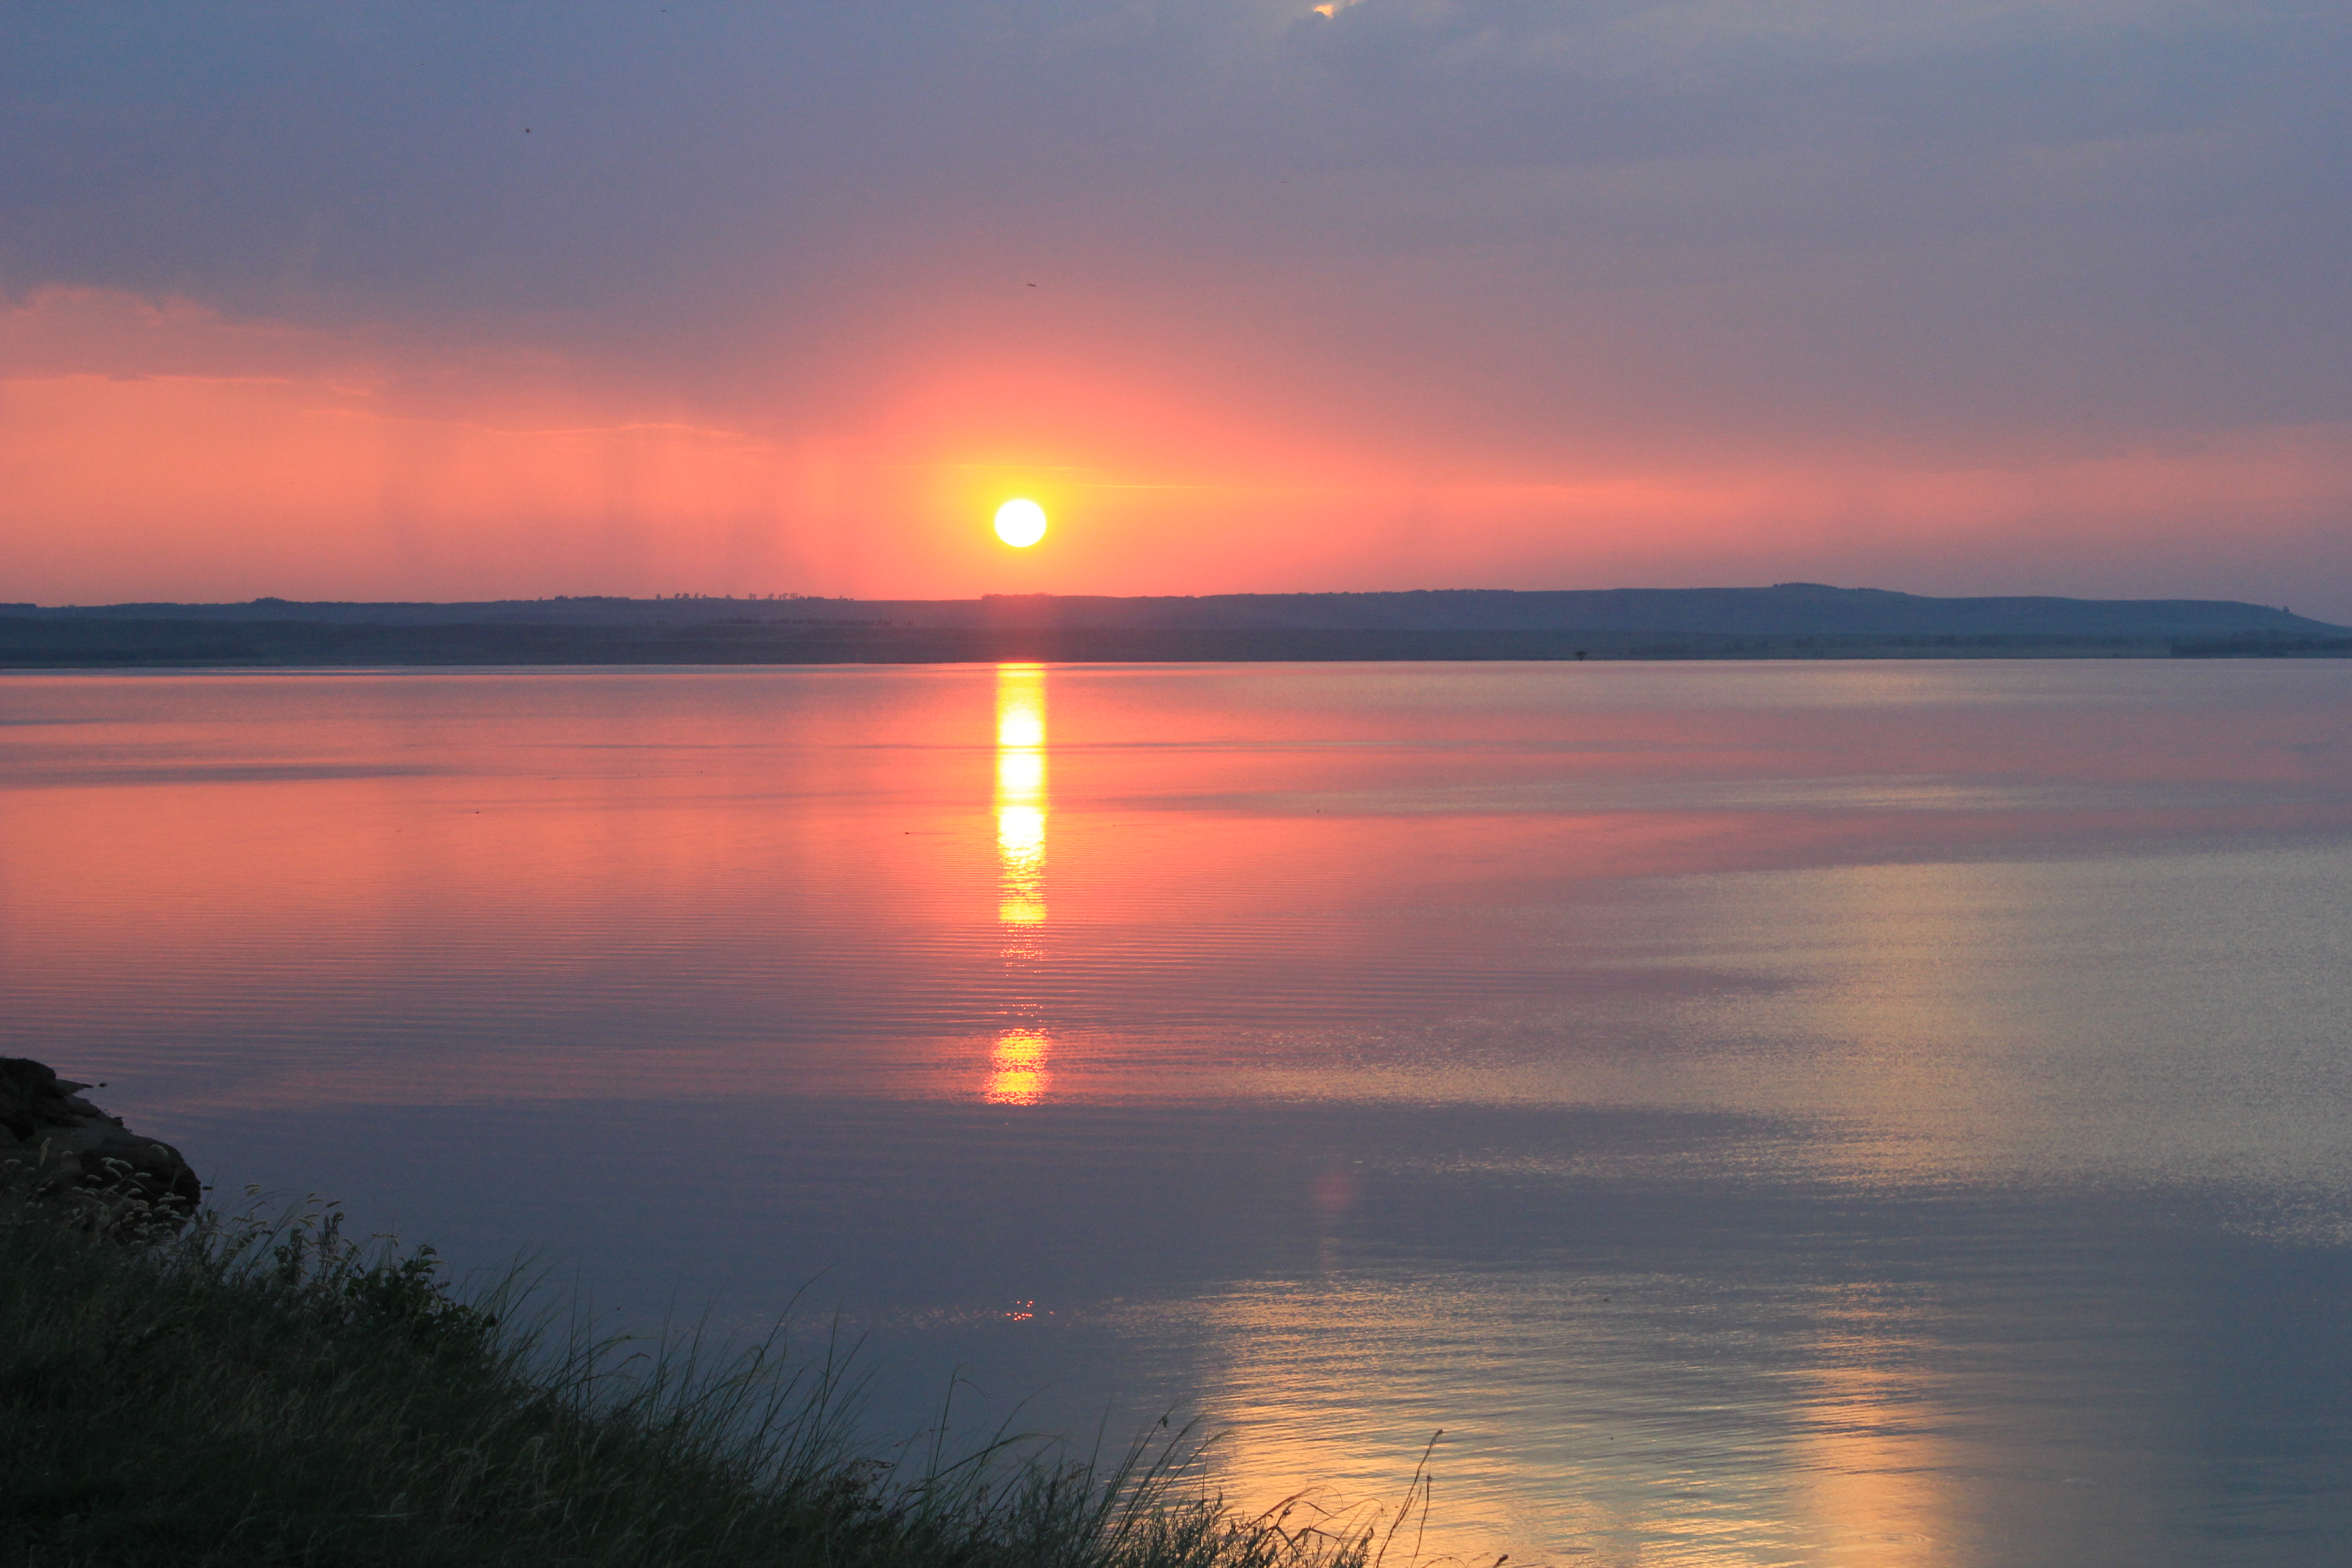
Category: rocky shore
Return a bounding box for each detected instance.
[0,1057,201,1229]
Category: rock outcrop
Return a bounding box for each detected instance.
[0,1058,201,1231]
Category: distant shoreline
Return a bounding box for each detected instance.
[5,617,2350,668]
[8,585,2344,667]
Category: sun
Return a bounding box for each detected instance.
[994,498,1048,548]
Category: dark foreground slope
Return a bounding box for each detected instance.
[4,584,2345,666]
[0,1195,1387,1568]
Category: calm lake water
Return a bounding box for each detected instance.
[6,661,2352,1564]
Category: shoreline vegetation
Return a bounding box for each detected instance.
[1,1191,1447,1568]
[4,584,2346,667]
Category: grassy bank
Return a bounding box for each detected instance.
[0,1196,1413,1568]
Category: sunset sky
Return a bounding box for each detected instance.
[6,3,2349,612]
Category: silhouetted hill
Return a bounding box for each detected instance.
[4,586,2344,666]
[941,586,2340,638]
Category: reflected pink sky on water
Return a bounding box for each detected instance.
[9,662,2352,1118]
[6,662,2352,1564]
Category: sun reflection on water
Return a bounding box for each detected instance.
[995,665,1048,928]
[996,807,1046,925]
[985,1027,1050,1106]
[986,664,1052,1104]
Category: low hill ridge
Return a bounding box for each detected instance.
[16,584,2340,639]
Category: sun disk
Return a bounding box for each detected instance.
[994,499,1048,548]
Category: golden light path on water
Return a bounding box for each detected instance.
[987,663,1050,1105]
[965,659,1975,1558]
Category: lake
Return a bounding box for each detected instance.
[5,660,2351,1565]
